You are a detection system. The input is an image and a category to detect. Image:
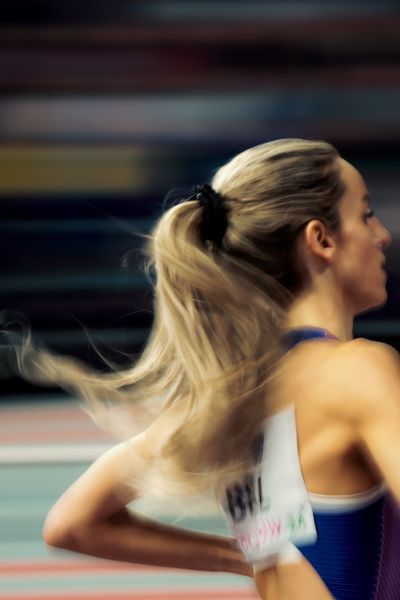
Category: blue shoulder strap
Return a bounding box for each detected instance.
[283,327,337,350]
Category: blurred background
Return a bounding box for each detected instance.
[1,1,400,599]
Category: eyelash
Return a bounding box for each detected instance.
[364,209,375,221]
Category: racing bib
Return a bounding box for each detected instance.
[222,406,317,562]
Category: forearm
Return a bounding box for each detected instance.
[48,508,251,577]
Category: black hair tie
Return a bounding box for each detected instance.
[190,183,229,246]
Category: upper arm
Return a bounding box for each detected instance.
[43,430,152,544]
[329,341,400,502]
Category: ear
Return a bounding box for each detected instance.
[302,220,335,262]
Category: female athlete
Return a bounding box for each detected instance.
[2,139,399,599]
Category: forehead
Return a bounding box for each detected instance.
[337,158,369,216]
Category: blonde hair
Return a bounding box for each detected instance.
[1,138,344,493]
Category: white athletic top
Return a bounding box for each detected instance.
[220,406,317,571]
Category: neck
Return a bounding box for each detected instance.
[283,286,354,341]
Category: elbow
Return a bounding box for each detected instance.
[43,510,76,550]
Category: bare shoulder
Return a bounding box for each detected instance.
[282,338,398,400]
[319,338,400,422]
[337,337,399,370]
[321,339,400,501]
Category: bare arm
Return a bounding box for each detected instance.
[329,340,400,503]
[43,432,251,576]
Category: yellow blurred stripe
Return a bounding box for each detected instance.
[0,145,150,193]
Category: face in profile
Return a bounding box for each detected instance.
[331,158,391,315]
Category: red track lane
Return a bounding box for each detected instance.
[0,561,166,574]
[0,591,258,600]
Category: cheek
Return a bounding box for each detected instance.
[337,239,363,272]
[345,230,375,264]
[335,242,371,289]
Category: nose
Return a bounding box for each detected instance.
[376,218,391,249]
